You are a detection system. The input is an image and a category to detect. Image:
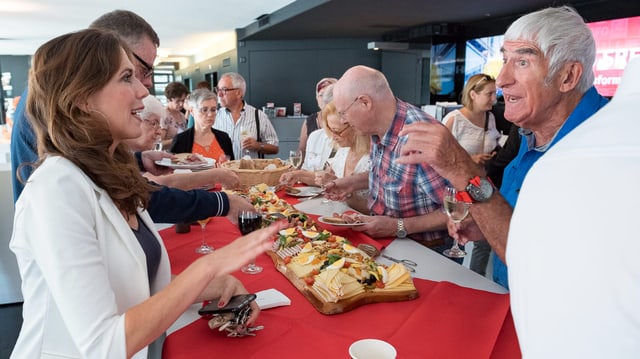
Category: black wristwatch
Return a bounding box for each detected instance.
[396,219,407,238]
[457,176,496,203]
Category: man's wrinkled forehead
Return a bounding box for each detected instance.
[500,40,543,58]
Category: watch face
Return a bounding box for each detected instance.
[468,177,494,202]
[397,220,407,238]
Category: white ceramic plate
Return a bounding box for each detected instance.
[284,186,323,197]
[155,157,215,170]
[317,216,366,227]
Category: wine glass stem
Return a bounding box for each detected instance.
[201,225,207,246]
[451,238,460,251]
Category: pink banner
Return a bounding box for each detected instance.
[589,16,640,97]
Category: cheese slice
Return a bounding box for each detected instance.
[312,269,365,302]
[384,263,412,289]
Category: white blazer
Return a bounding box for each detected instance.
[10,156,171,358]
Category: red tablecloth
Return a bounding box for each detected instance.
[160,194,520,358]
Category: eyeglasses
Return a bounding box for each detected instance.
[132,52,154,79]
[328,125,351,137]
[338,97,360,118]
[198,107,218,114]
[143,119,160,129]
[215,87,239,95]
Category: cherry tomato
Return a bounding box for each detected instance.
[304,276,315,286]
[375,280,385,289]
[311,268,320,276]
[283,256,292,264]
[343,261,351,268]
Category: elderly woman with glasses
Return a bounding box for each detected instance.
[127,95,164,151]
[123,94,239,190]
[170,89,234,163]
[279,102,370,212]
[126,94,240,190]
[442,73,502,165]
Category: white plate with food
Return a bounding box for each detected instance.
[284,186,323,197]
[317,216,366,227]
[155,153,216,170]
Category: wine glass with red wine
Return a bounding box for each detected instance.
[238,210,263,274]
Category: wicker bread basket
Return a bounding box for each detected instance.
[221,158,291,186]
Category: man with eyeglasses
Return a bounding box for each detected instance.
[10,10,251,223]
[213,72,279,159]
[325,65,455,260]
[11,10,159,200]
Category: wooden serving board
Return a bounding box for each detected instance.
[267,251,419,315]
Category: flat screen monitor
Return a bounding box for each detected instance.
[464,35,504,97]
[588,16,640,97]
[430,42,457,96]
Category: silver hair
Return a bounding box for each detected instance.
[187,88,217,109]
[219,72,246,96]
[140,95,165,120]
[321,84,334,108]
[504,6,595,94]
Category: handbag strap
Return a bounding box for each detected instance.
[484,111,489,132]
[254,108,264,159]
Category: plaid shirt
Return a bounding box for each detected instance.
[368,99,449,242]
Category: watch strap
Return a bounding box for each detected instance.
[396,219,407,238]
[456,190,473,204]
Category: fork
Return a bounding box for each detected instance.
[357,243,380,258]
[298,190,325,201]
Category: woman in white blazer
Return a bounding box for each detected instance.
[10,29,284,359]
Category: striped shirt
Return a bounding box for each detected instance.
[214,103,279,159]
[369,99,449,242]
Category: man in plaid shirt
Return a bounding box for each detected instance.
[325,65,457,257]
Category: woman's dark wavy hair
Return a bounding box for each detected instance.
[26,28,154,214]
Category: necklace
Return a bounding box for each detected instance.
[345,149,359,177]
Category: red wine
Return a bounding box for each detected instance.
[238,213,262,235]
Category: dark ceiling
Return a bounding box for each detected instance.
[238,0,640,42]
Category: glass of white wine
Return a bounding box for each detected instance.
[289,150,302,169]
[195,217,214,254]
[153,136,163,151]
[442,185,469,258]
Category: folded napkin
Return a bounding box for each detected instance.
[255,288,291,310]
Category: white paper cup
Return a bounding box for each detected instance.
[349,339,397,359]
